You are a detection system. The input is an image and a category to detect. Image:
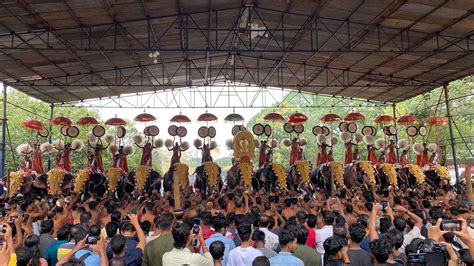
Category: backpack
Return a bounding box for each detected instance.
[63,251,91,266]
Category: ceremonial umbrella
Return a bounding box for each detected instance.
[76,116,98,126]
[170,114,191,123]
[426,115,448,126]
[264,112,285,122]
[134,113,156,123]
[224,113,244,124]
[22,118,44,131]
[105,117,127,126]
[50,116,72,127]
[197,112,218,122]
[321,113,341,123]
[344,112,365,122]
[288,112,308,124]
[397,115,419,125]
[374,115,395,124]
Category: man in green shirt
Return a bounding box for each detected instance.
[142,212,175,266]
[293,224,322,266]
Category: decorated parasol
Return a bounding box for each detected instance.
[76,116,98,126]
[50,116,72,127]
[22,118,44,131]
[134,112,156,123]
[170,114,191,123]
[105,117,127,126]
[288,112,308,124]
[344,112,365,122]
[374,115,395,124]
[264,112,285,122]
[197,112,218,122]
[321,113,341,123]
[397,114,419,125]
[426,115,448,126]
[224,113,244,124]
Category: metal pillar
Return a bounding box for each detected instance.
[392,103,399,162]
[444,83,459,182]
[47,103,54,170]
[0,83,6,177]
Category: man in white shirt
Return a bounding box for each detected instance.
[162,223,213,266]
[259,214,279,251]
[392,205,424,253]
[315,210,334,256]
[227,223,263,266]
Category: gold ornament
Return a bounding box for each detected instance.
[295,160,311,184]
[238,160,253,187]
[381,163,397,187]
[106,167,122,191]
[203,162,219,187]
[136,165,151,190]
[329,162,344,186]
[432,165,449,181]
[409,164,425,184]
[74,168,91,193]
[8,171,25,197]
[233,131,255,161]
[359,161,375,184]
[272,163,287,188]
[173,163,189,189]
[47,168,65,195]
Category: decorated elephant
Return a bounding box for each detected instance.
[126,167,162,196]
[343,160,376,190]
[195,162,223,195]
[286,160,311,191]
[311,161,344,196]
[73,169,108,199]
[226,160,258,190]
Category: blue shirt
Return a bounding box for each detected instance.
[360,235,371,253]
[205,233,236,266]
[269,251,304,266]
[75,249,101,266]
[107,237,142,266]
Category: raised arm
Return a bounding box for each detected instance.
[394,205,423,228]
[369,203,380,241]
[129,214,146,251]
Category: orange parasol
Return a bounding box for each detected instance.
[76,116,98,126]
[264,112,285,122]
[197,112,218,122]
[50,116,72,127]
[288,112,308,124]
[170,114,191,123]
[374,115,395,124]
[134,113,156,122]
[321,113,341,123]
[344,112,365,122]
[105,117,127,126]
[426,115,448,126]
[397,115,419,125]
[22,118,44,131]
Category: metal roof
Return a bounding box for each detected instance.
[0,0,472,104]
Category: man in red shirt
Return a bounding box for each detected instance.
[199,211,216,240]
[296,210,316,248]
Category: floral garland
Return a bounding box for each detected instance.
[295,160,311,184]
[409,164,425,184]
[173,163,189,189]
[381,163,397,187]
[73,168,91,194]
[359,161,375,184]
[272,163,287,188]
[432,165,450,181]
[329,162,344,186]
[8,171,25,197]
[238,160,253,187]
[106,167,122,191]
[136,165,151,190]
[203,162,219,187]
[47,168,65,195]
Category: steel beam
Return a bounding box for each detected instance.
[1,83,6,177]
[444,83,459,182]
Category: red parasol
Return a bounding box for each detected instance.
[170,114,191,123]
[197,112,218,122]
[76,116,98,126]
[344,112,365,122]
[321,113,341,123]
[264,112,285,122]
[50,116,72,127]
[374,115,395,124]
[426,115,448,126]
[105,117,127,126]
[397,114,419,125]
[22,118,44,131]
[134,113,156,122]
[288,112,308,124]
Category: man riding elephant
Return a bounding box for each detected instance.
[194,139,222,195]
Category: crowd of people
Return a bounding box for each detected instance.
[0,179,473,266]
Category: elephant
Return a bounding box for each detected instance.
[13,171,75,198]
[194,162,223,196]
[74,171,108,199]
[286,160,311,192]
[310,165,334,196]
[126,169,162,196]
[255,163,286,192]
